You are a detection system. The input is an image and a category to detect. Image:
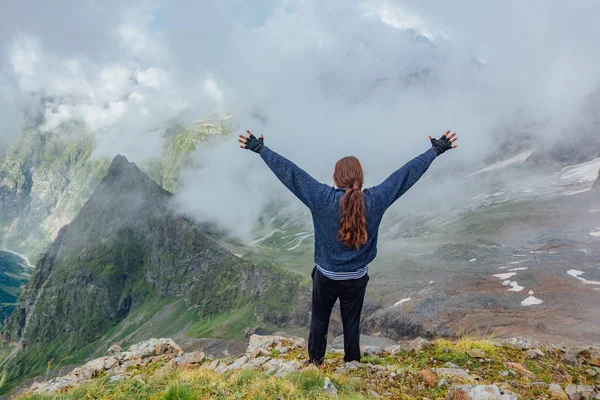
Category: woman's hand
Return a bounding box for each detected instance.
[428,130,458,156]
[238,130,265,154]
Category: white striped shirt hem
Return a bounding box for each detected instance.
[315,264,368,280]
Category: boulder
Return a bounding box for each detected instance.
[563,348,600,367]
[128,338,183,359]
[407,337,431,353]
[246,334,306,359]
[446,384,518,400]
[549,384,568,400]
[174,351,206,366]
[263,359,301,377]
[564,384,598,400]
[224,356,249,372]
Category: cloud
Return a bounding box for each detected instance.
[0,0,599,238]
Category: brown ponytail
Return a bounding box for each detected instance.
[334,156,367,249]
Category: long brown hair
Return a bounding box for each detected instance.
[334,156,367,249]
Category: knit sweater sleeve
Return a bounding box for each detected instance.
[260,146,330,209]
[369,148,437,211]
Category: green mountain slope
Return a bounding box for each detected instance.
[0,154,308,393]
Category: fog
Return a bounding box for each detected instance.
[1,0,599,238]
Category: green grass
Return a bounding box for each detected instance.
[187,305,261,340]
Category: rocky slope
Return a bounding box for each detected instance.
[0,154,308,392]
[0,252,33,326]
[13,335,600,400]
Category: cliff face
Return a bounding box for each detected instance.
[594,169,600,190]
[1,154,307,386]
[0,126,109,260]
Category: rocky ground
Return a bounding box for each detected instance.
[12,334,600,399]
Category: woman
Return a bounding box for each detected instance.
[238,129,458,364]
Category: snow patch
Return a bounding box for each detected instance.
[521,295,543,306]
[494,273,517,280]
[589,228,600,237]
[560,157,600,183]
[503,280,524,292]
[469,258,477,262]
[429,281,435,284]
[471,150,535,175]
[567,269,600,285]
[394,298,411,307]
[508,267,528,271]
[510,261,521,264]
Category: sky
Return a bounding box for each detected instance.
[1,0,599,237]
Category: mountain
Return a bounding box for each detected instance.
[594,169,600,190]
[0,154,307,391]
[0,117,232,263]
[0,125,109,260]
[0,251,33,326]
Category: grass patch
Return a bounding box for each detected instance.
[186,305,263,340]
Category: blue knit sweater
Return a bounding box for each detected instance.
[260,146,437,273]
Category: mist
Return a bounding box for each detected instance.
[1,0,599,239]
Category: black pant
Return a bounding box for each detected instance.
[308,266,369,364]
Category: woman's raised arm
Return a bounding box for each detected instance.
[239,130,330,210]
[368,131,458,211]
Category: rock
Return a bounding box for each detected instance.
[438,379,450,388]
[565,384,597,399]
[206,359,221,370]
[383,345,405,355]
[445,362,460,369]
[586,369,598,377]
[133,375,146,385]
[367,389,381,398]
[335,361,364,374]
[109,374,130,383]
[525,349,545,359]
[225,356,249,372]
[468,349,487,359]
[263,359,301,377]
[549,384,568,400]
[446,384,518,400]
[174,351,206,366]
[128,338,183,359]
[499,370,510,378]
[241,356,271,370]
[421,369,438,386]
[433,368,476,383]
[107,344,122,356]
[491,337,553,350]
[563,348,600,367]
[323,377,338,398]
[407,337,431,353]
[503,362,537,380]
[246,334,306,359]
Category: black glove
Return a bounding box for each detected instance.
[430,136,453,156]
[245,134,264,154]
